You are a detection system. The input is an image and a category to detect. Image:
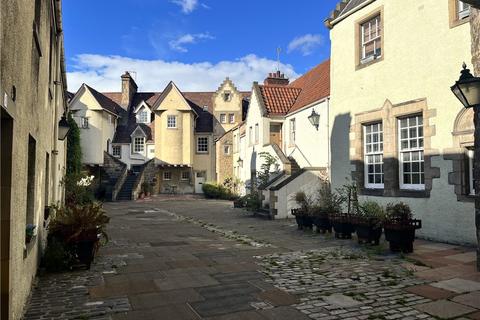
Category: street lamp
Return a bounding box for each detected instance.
[451,63,480,108]
[237,157,243,168]
[308,109,320,130]
[57,114,70,140]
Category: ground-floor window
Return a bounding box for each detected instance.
[181,171,190,181]
[163,171,172,180]
[112,145,121,157]
[398,115,424,190]
[364,122,383,189]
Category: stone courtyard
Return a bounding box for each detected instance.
[22,196,480,320]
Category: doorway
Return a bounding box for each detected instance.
[195,171,205,193]
[270,123,282,147]
[1,108,13,319]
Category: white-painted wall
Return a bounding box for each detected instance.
[112,142,155,170]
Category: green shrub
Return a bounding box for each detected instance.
[244,193,261,211]
[360,200,385,219]
[66,112,82,176]
[42,237,74,272]
[202,182,235,200]
[385,202,412,221]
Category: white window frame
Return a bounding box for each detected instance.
[458,0,471,19]
[81,117,89,129]
[181,171,190,181]
[133,137,145,153]
[138,110,148,123]
[289,119,296,144]
[220,113,227,124]
[167,115,177,128]
[229,113,235,124]
[398,115,424,190]
[254,123,259,144]
[360,15,382,63]
[163,171,172,181]
[249,126,253,145]
[468,148,475,196]
[197,136,208,153]
[112,145,121,158]
[364,122,384,189]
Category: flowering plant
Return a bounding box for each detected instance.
[77,175,95,187]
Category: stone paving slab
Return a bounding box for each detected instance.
[154,273,220,291]
[196,283,260,299]
[189,294,259,317]
[113,304,200,320]
[404,284,457,300]
[259,306,311,320]
[205,310,266,320]
[431,278,480,293]
[128,289,204,309]
[415,300,476,319]
[256,288,299,306]
[452,291,480,309]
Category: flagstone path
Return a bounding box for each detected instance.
[22,196,479,319]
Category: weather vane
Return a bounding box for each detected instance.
[276,47,282,72]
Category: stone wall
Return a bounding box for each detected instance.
[216,131,233,184]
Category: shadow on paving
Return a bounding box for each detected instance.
[22,198,479,320]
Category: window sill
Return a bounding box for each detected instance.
[450,16,470,28]
[359,188,430,198]
[196,151,209,155]
[356,55,383,71]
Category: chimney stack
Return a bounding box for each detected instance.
[264,70,289,86]
[121,71,138,109]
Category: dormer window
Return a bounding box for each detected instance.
[223,91,232,102]
[138,110,148,123]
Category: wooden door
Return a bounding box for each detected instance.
[270,123,282,147]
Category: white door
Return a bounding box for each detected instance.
[195,172,205,193]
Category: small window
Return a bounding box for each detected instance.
[220,113,227,124]
[203,105,209,112]
[196,171,205,178]
[255,124,259,144]
[112,145,121,158]
[290,119,296,144]
[233,134,238,152]
[150,148,155,154]
[249,126,253,145]
[229,113,235,124]
[468,148,475,196]
[167,115,177,128]
[163,171,172,180]
[138,110,148,123]
[81,117,89,129]
[223,91,231,102]
[197,136,208,153]
[181,171,190,181]
[224,145,230,155]
[360,14,382,64]
[133,137,145,153]
[364,122,384,189]
[398,115,424,190]
[458,0,470,19]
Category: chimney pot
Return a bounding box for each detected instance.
[264,70,289,86]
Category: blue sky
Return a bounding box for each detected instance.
[63,0,339,92]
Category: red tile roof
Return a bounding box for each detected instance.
[258,85,302,115]
[289,59,330,113]
[257,59,330,116]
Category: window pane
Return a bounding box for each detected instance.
[404,174,411,184]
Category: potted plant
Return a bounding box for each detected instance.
[313,183,344,233]
[25,224,36,243]
[331,181,358,239]
[384,202,421,253]
[356,200,385,245]
[49,202,109,269]
[292,191,313,230]
[141,182,152,197]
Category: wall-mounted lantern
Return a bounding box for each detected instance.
[57,114,70,140]
[237,157,244,168]
[308,109,320,130]
[451,63,480,109]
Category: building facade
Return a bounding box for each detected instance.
[326,0,475,245]
[232,62,330,218]
[0,0,68,319]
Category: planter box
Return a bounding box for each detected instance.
[313,215,332,233]
[356,223,382,245]
[384,219,421,253]
[331,214,356,239]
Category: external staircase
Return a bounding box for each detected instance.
[116,173,137,201]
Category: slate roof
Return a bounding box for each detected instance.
[256,59,330,116]
[85,85,124,116]
[326,0,371,26]
[113,123,153,144]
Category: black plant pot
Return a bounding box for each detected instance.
[75,240,98,269]
[295,215,304,230]
[302,215,314,230]
[332,214,356,239]
[233,200,243,208]
[313,216,332,233]
[356,223,382,245]
[384,219,421,253]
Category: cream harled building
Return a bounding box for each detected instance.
[326,0,475,245]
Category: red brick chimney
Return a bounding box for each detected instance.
[264,71,289,86]
[121,71,138,108]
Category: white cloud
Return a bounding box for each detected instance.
[287,34,323,56]
[66,54,299,93]
[169,33,214,53]
[171,0,198,14]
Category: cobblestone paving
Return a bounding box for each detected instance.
[23,254,131,320]
[257,248,435,320]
